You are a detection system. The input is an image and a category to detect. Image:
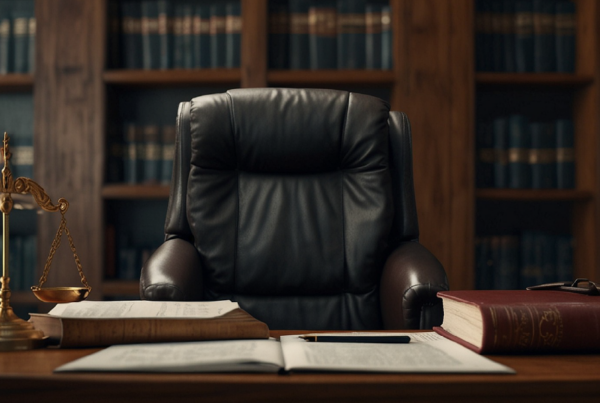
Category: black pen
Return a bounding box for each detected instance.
[299,335,411,343]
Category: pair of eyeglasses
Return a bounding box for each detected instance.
[527,278,599,296]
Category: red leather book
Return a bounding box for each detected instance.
[433,290,600,354]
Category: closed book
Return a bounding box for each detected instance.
[492,116,508,188]
[161,125,176,184]
[0,10,12,74]
[381,5,392,70]
[172,1,184,68]
[507,114,531,189]
[27,2,35,73]
[225,2,241,68]
[476,119,494,188]
[141,0,160,70]
[289,0,310,69]
[501,0,515,72]
[434,290,600,354]
[555,118,574,188]
[123,123,142,184]
[514,0,534,72]
[268,0,289,69]
[533,0,556,72]
[490,0,504,71]
[157,0,172,69]
[337,0,366,69]
[308,2,337,70]
[120,0,142,69]
[29,300,270,348]
[554,0,575,73]
[476,0,494,71]
[181,0,194,69]
[530,121,557,188]
[210,3,226,68]
[193,4,210,68]
[12,1,29,73]
[365,3,382,70]
[142,124,161,184]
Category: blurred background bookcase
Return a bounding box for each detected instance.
[22,0,600,310]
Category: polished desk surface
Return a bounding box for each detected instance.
[1,331,599,403]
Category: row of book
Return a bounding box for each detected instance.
[3,234,37,292]
[0,93,34,180]
[107,124,176,185]
[269,0,392,70]
[475,231,573,290]
[0,0,35,74]
[476,116,574,189]
[116,0,241,70]
[475,0,576,73]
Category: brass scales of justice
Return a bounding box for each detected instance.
[0,132,92,351]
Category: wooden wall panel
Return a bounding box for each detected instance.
[34,0,105,296]
[392,0,474,290]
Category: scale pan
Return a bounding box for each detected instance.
[31,287,90,303]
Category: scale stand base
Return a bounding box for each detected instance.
[0,305,47,351]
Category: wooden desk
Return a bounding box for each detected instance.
[1,332,599,403]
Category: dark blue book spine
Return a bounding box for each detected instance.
[27,0,35,73]
[555,234,573,281]
[555,118,575,189]
[141,1,160,70]
[519,230,544,288]
[502,0,516,72]
[121,1,142,69]
[161,125,176,184]
[0,10,13,74]
[268,0,289,69]
[142,125,161,184]
[365,3,382,70]
[476,119,495,188]
[123,123,141,184]
[12,1,29,73]
[289,0,310,69]
[225,2,241,68]
[530,121,557,189]
[515,0,534,72]
[475,0,487,71]
[475,236,494,290]
[309,2,337,70]
[492,116,508,188]
[555,0,575,73]
[508,114,531,189]
[337,0,366,70]
[494,235,519,290]
[173,1,184,68]
[490,0,505,71]
[193,5,211,68]
[181,1,193,69]
[381,5,392,70]
[157,0,172,69]
[210,3,226,68]
[533,0,556,72]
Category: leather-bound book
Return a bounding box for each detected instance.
[434,290,600,354]
[29,300,270,348]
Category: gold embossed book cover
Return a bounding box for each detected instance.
[434,290,600,354]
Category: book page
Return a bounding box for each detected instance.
[280,332,515,373]
[55,339,284,373]
[47,300,239,319]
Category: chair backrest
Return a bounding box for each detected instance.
[164,88,419,329]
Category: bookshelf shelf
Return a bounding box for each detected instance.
[103,69,242,87]
[267,70,395,86]
[476,189,594,202]
[476,73,594,87]
[102,184,170,200]
[0,74,34,92]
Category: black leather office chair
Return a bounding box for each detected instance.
[140,88,448,330]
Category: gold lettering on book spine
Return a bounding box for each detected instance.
[491,305,563,351]
[538,307,563,347]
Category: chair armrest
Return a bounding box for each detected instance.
[139,238,203,301]
[380,241,449,330]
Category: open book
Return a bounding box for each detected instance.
[29,300,269,348]
[55,332,514,374]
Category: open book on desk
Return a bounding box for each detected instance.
[55,332,514,374]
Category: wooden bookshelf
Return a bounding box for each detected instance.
[0,74,34,92]
[31,0,600,300]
